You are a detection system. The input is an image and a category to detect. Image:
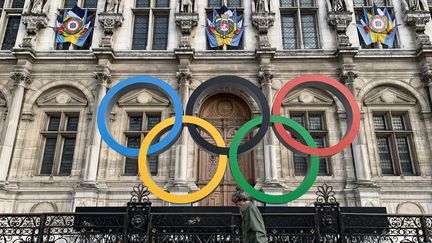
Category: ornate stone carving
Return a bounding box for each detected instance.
[258,66,274,85]
[421,70,432,86]
[10,72,32,88]
[176,69,192,86]
[105,0,123,14]
[98,13,124,48]
[339,70,358,85]
[23,0,50,15]
[179,0,194,13]
[327,11,353,48]
[252,12,275,48]
[94,71,112,87]
[402,0,429,11]
[326,0,347,12]
[254,0,270,13]
[404,10,432,49]
[21,14,48,48]
[175,13,198,49]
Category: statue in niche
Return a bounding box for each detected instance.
[255,0,269,13]
[180,0,194,13]
[23,0,49,14]
[402,0,429,11]
[105,0,123,13]
[326,0,347,12]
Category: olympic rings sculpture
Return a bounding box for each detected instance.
[97,75,360,204]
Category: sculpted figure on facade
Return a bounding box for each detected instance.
[402,0,429,11]
[105,0,124,13]
[23,0,49,14]
[180,0,193,13]
[255,0,270,13]
[326,0,347,12]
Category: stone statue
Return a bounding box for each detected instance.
[255,0,269,13]
[105,0,122,13]
[180,0,193,13]
[23,0,49,14]
[326,0,346,12]
[402,0,429,11]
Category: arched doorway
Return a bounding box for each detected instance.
[197,93,255,206]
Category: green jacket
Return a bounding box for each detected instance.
[239,202,268,243]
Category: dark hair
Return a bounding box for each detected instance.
[231,189,252,203]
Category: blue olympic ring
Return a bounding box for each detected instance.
[97,76,183,157]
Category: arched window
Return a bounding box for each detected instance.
[281,87,335,176]
[35,87,88,176]
[364,86,420,176]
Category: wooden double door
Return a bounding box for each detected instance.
[197,94,255,206]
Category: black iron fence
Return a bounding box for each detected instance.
[0,184,431,243]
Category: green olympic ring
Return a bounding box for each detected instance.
[229,115,319,204]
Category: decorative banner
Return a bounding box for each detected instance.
[206,6,244,48]
[98,75,361,204]
[356,5,398,48]
[56,5,93,47]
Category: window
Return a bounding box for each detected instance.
[280,0,319,49]
[132,0,169,50]
[208,0,242,7]
[55,0,96,50]
[1,16,20,50]
[290,112,330,176]
[373,112,417,176]
[11,0,25,8]
[354,0,396,48]
[124,113,161,176]
[40,114,79,176]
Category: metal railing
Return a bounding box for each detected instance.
[0,184,430,243]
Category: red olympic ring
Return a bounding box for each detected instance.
[272,75,361,157]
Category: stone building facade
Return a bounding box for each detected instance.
[0,0,431,214]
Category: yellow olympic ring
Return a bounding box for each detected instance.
[138,115,227,204]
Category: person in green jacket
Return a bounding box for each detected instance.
[232,189,268,243]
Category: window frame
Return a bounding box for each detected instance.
[0,0,23,51]
[123,111,162,176]
[372,111,418,176]
[131,0,170,50]
[39,112,80,176]
[280,0,320,49]
[287,110,331,176]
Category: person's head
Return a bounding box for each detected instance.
[231,189,252,209]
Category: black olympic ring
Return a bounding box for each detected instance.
[185,75,271,155]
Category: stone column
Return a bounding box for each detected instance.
[82,70,111,184]
[340,70,372,183]
[259,67,278,184]
[172,70,191,192]
[0,72,32,183]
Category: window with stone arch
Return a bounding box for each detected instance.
[0,0,24,50]
[117,88,170,177]
[363,86,421,176]
[280,0,320,49]
[35,87,89,176]
[280,87,335,177]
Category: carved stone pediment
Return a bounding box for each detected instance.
[118,90,169,106]
[364,87,416,105]
[37,88,88,107]
[282,89,334,105]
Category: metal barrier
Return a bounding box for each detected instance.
[0,184,430,243]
